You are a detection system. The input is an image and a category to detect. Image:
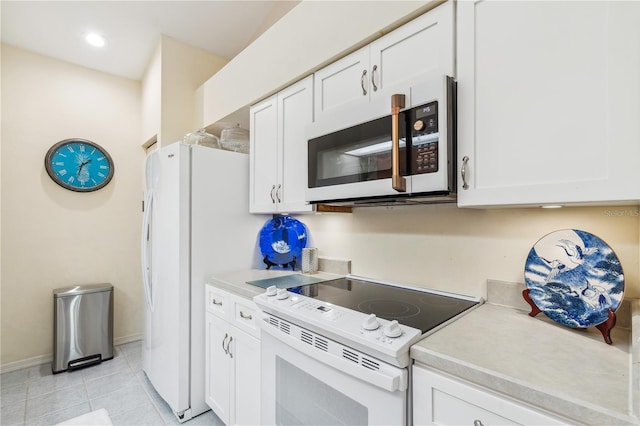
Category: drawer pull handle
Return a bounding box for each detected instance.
[239,311,253,320]
[473,420,484,426]
[212,298,223,306]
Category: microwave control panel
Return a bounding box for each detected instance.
[411,101,438,174]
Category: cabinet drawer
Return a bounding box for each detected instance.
[232,297,259,338]
[206,285,228,318]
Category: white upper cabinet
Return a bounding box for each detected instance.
[313,47,369,120]
[314,1,454,125]
[457,1,640,207]
[250,76,314,214]
[249,97,278,213]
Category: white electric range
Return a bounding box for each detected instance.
[253,274,483,426]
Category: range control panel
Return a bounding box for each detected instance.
[253,286,422,367]
[410,101,439,174]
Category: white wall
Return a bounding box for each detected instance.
[143,36,228,148]
[301,204,640,298]
[1,44,143,366]
[141,43,161,146]
[159,36,228,146]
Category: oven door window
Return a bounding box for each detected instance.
[276,357,367,425]
[308,114,408,188]
[261,331,407,426]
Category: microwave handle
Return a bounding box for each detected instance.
[391,94,406,192]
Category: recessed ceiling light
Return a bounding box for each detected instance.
[85,33,106,48]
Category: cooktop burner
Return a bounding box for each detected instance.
[291,277,479,334]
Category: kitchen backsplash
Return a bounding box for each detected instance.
[301,204,640,299]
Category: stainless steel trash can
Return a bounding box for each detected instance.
[53,283,114,373]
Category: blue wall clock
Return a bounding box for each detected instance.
[45,139,114,192]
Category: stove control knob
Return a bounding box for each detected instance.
[362,314,380,331]
[383,320,403,338]
[265,286,277,297]
[276,289,289,300]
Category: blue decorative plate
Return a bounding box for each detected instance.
[259,216,308,270]
[524,229,624,328]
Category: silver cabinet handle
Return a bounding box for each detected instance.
[461,156,470,190]
[270,185,276,203]
[473,420,484,426]
[275,184,282,203]
[212,298,222,306]
[222,333,229,355]
[371,65,378,92]
[361,69,368,96]
[239,311,253,320]
[227,336,233,359]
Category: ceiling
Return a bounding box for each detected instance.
[0,1,300,80]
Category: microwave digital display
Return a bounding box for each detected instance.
[416,104,437,120]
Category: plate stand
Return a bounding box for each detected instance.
[262,255,297,271]
[521,289,616,345]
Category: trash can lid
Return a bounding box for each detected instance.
[53,283,113,297]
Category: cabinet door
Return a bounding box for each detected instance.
[205,312,231,425]
[413,365,569,425]
[230,326,261,426]
[278,76,314,213]
[313,47,369,122]
[457,1,640,207]
[250,96,279,213]
[369,1,454,103]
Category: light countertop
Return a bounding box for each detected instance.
[411,281,638,425]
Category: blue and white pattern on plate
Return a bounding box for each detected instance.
[259,216,308,269]
[524,229,624,328]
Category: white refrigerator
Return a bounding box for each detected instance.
[141,142,265,422]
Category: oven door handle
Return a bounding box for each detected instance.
[258,313,407,392]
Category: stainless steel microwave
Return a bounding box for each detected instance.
[306,76,457,206]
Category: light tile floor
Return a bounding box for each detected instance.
[0,341,224,426]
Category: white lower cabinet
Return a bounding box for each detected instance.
[205,285,260,425]
[412,365,570,426]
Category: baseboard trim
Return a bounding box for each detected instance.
[114,333,143,346]
[0,334,143,374]
[0,354,53,374]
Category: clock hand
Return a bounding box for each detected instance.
[76,159,92,177]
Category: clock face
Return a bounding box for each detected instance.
[45,139,114,192]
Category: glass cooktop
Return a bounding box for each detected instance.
[289,277,480,334]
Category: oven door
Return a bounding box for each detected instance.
[260,316,408,426]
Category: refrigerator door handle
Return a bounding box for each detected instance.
[141,191,154,312]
